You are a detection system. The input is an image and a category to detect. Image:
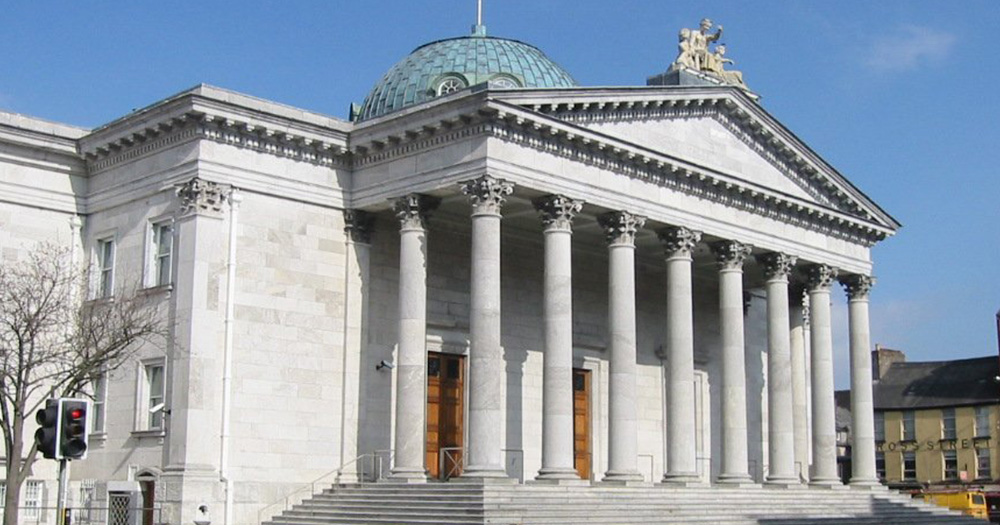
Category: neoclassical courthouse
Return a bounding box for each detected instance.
[0,16,903,525]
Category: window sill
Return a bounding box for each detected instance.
[88,431,108,443]
[84,296,115,306]
[130,429,165,439]
[139,284,173,297]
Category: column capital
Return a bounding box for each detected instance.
[805,264,839,292]
[343,209,375,244]
[841,274,875,301]
[758,252,798,281]
[176,177,228,218]
[711,240,752,271]
[391,193,441,230]
[460,175,514,215]
[533,194,583,231]
[597,211,645,246]
[658,226,702,259]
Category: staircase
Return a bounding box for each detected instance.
[262,482,985,525]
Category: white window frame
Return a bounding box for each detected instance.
[24,480,42,519]
[943,449,958,479]
[91,373,108,434]
[135,359,166,432]
[977,447,992,479]
[976,406,991,437]
[942,408,956,440]
[145,218,174,288]
[436,76,467,96]
[902,451,917,480]
[902,410,916,441]
[95,236,116,299]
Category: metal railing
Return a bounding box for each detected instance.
[257,450,394,524]
[1,507,162,525]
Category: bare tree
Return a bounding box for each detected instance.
[0,244,164,524]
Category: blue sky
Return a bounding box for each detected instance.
[2,1,997,386]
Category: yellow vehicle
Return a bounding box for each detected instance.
[921,490,989,521]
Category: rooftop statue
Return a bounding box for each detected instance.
[670,18,750,91]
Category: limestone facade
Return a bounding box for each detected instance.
[0,79,898,524]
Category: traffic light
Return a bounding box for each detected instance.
[59,399,89,460]
[34,399,59,459]
[34,398,89,460]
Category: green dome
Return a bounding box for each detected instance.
[357,33,578,121]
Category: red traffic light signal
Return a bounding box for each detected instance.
[34,398,90,461]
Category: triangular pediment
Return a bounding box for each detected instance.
[490,88,900,233]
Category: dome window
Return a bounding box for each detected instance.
[436,76,467,96]
[488,75,521,89]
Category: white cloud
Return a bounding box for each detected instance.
[864,25,956,73]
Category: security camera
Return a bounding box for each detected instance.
[149,403,165,414]
[376,360,395,371]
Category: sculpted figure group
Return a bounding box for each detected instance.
[671,18,748,89]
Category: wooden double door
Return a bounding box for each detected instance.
[427,352,464,479]
[425,354,592,481]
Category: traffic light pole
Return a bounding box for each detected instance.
[56,459,68,525]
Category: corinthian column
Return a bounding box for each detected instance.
[711,240,753,484]
[534,195,584,481]
[789,285,810,481]
[597,211,645,483]
[460,175,514,479]
[806,264,840,486]
[842,274,880,487]
[757,252,799,485]
[390,194,440,482]
[660,226,702,484]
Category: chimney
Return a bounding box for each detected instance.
[871,344,906,381]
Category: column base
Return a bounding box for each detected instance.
[460,464,510,480]
[602,470,645,484]
[536,467,582,481]
[388,468,428,483]
[450,475,518,485]
[809,476,845,489]
[528,478,590,486]
[662,471,701,485]
[764,475,803,488]
[716,474,758,488]
[849,478,885,490]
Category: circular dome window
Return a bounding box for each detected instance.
[488,75,521,89]
[436,76,468,96]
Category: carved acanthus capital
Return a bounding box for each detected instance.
[176,177,228,218]
[391,194,441,230]
[597,211,646,246]
[343,209,375,244]
[658,226,702,258]
[711,240,752,270]
[805,264,839,292]
[533,194,583,231]
[840,274,875,300]
[758,252,798,281]
[460,175,514,215]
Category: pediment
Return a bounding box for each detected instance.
[490,88,900,234]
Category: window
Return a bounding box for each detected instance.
[488,76,520,89]
[902,410,916,441]
[943,450,958,479]
[24,480,42,519]
[977,447,992,479]
[874,412,885,442]
[91,374,107,434]
[876,451,886,479]
[942,408,956,440]
[97,238,115,298]
[903,451,917,480]
[148,221,173,287]
[0,481,5,514]
[976,406,991,437]
[141,362,165,430]
[436,76,466,96]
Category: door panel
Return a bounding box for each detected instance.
[427,353,464,479]
[573,368,591,479]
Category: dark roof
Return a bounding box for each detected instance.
[873,356,1000,410]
